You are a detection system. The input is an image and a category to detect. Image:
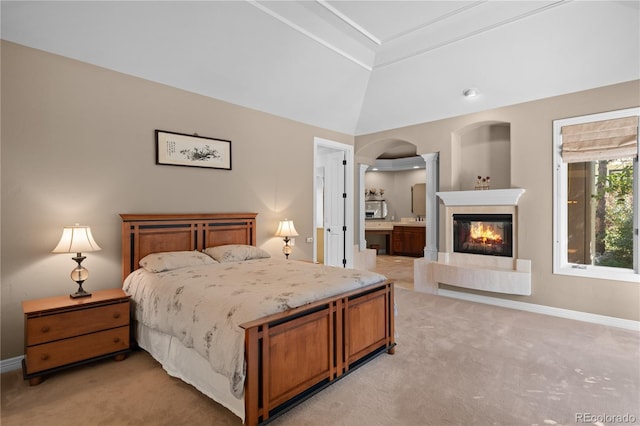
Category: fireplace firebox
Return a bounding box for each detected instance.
[453,214,513,257]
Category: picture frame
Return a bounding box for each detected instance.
[155,130,232,170]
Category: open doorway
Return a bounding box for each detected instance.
[358,140,424,253]
[356,140,439,279]
[313,138,354,268]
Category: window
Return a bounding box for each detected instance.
[553,107,639,282]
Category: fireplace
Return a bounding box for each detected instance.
[415,189,530,296]
[453,213,513,257]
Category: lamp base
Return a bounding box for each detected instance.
[70,282,91,299]
[70,290,92,299]
[282,241,292,259]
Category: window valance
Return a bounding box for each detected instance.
[561,115,638,163]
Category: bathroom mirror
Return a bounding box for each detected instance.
[412,183,426,216]
[365,200,388,219]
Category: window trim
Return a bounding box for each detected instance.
[553,107,640,283]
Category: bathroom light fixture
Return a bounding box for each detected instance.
[463,88,480,98]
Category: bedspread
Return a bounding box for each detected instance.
[122,258,387,398]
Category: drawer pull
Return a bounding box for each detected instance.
[40,354,49,361]
[113,312,121,319]
[41,326,50,333]
[113,337,120,344]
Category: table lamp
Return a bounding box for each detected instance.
[275,219,298,259]
[52,224,102,298]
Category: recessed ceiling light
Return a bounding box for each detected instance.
[463,88,480,98]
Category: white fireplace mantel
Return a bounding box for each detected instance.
[436,188,525,206]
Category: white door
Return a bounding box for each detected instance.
[313,138,354,268]
[323,150,346,267]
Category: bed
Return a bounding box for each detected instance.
[120,213,395,425]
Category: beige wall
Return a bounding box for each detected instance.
[0,41,353,359]
[356,79,640,322]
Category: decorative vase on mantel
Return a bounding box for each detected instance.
[474,176,490,190]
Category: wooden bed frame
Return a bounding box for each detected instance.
[121,213,395,425]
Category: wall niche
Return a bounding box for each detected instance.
[454,122,511,191]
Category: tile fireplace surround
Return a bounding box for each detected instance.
[415,188,532,296]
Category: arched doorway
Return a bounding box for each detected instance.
[355,139,438,261]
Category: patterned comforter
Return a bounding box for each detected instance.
[122,258,387,398]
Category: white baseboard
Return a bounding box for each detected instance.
[1,355,24,373]
[438,289,640,332]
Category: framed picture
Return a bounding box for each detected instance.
[156,130,232,170]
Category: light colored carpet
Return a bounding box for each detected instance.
[2,286,639,425]
[275,288,640,426]
[374,255,414,291]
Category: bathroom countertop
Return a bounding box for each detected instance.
[364,221,425,230]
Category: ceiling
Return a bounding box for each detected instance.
[2,1,638,136]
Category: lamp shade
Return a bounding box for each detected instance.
[275,219,298,238]
[52,225,102,254]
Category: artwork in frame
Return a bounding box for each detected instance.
[156,130,232,170]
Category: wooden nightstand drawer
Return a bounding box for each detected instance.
[25,326,129,374]
[26,302,129,345]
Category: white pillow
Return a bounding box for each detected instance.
[139,250,217,273]
[203,244,270,263]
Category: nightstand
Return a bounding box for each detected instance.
[22,288,130,385]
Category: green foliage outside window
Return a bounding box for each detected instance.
[593,161,634,269]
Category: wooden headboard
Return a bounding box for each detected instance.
[120,213,257,281]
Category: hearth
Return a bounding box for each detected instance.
[453,213,513,257]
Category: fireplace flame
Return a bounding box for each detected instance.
[469,222,503,244]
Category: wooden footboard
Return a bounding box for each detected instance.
[242,280,395,426]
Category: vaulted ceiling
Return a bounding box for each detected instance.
[2,1,638,135]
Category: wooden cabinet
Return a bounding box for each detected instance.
[391,226,426,257]
[22,288,130,385]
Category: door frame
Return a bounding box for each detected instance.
[313,137,354,268]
